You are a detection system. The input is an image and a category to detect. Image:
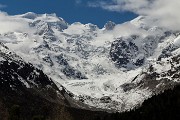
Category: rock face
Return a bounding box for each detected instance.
[109,34,163,69]
[104,21,116,30]
[110,37,140,68]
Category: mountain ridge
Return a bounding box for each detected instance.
[1,12,180,113]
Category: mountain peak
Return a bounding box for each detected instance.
[104,21,116,30]
[20,12,38,19]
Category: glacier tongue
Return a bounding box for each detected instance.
[0,12,180,112]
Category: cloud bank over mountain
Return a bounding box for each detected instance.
[0,12,31,33]
[88,0,180,30]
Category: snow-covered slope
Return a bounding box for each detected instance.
[1,12,180,112]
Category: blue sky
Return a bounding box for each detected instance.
[0,0,137,28]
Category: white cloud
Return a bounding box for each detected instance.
[87,1,106,8]
[0,12,32,34]
[112,23,148,38]
[88,0,180,30]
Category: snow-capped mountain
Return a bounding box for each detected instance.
[1,12,180,112]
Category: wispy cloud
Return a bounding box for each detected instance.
[87,1,123,12]
[87,0,180,30]
[0,4,7,9]
[75,0,82,5]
